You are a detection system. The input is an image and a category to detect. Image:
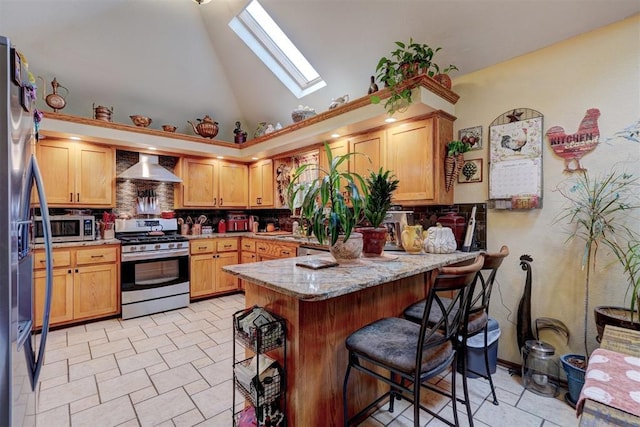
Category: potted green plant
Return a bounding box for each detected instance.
[556,169,640,404]
[358,168,400,257]
[286,142,367,263]
[370,39,453,116]
[444,140,471,191]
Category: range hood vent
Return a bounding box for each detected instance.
[118,154,182,183]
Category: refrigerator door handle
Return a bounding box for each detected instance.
[21,154,52,389]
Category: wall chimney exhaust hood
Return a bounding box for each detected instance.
[118,154,182,183]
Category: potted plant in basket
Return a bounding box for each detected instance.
[555,169,640,404]
[358,168,400,257]
[286,142,367,263]
[444,140,471,191]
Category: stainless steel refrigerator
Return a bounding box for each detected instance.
[1,35,53,426]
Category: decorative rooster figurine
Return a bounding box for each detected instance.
[546,108,601,172]
[517,254,536,351]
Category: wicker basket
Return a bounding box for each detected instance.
[291,109,316,123]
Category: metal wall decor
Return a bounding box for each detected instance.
[546,108,600,173]
[488,108,543,209]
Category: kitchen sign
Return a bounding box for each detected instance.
[546,108,600,172]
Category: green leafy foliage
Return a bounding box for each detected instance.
[364,168,399,228]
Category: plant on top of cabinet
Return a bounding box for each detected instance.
[287,142,367,262]
[370,39,456,115]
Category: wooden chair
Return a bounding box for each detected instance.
[343,255,485,427]
[404,246,509,407]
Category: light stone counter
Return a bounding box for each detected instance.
[223,251,478,301]
[35,238,121,249]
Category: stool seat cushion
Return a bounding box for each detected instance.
[345,317,453,374]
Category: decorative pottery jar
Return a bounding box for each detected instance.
[93,104,113,122]
[291,105,316,123]
[423,223,457,254]
[401,225,426,254]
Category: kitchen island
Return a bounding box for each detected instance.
[223,251,478,426]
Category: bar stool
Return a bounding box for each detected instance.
[404,246,509,407]
[343,255,484,427]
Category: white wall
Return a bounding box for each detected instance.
[452,15,640,364]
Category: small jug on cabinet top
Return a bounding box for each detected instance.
[401,225,426,254]
[188,115,219,139]
[38,76,68,112]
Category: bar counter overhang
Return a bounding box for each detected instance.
[224,251,478,426]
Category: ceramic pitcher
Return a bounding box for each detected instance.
[401,225,426,254]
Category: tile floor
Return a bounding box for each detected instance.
[35,294,578,426]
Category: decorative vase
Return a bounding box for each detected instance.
[329,232,363,263]
[401,225,426,254]
[560,354,586,406]
[433,73,452,89]
[357,227,387,257]
[594,306,640,342]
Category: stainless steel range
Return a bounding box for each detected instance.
[116,219,189,319]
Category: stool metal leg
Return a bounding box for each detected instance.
[483,324,499,405]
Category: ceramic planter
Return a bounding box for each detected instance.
[594,306,640,342]
[357,227,387,257]
[329,232,363,263]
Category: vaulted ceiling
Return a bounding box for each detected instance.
[2,0,638,143]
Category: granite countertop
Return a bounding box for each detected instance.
[223,251,479,301]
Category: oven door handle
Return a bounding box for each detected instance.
[121,248,189,262]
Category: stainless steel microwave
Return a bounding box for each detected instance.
[34,215,95,243]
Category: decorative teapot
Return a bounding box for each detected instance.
[38,76,68,112]
[188,115,219,139]
[401,224,427,254]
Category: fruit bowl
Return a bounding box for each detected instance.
[130,115,152,127]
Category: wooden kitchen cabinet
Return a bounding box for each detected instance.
[254,239,297,262]
[189,238,239,299]
[179,157,248,208]
[349,131,383,193]
[319,139,349,175]
[36,138,115,206]
[383,114,454,205]
[219,161,249,207]
[33,244,120,328]
[249,159,274,207]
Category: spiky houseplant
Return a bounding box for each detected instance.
[286,143,367,261]
[359,168,400,256]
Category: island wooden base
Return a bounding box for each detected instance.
[245,272,429,427]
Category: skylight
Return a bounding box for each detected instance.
[229,0,326,98]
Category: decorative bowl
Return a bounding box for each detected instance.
[162,125,177,133]
[291,108,316,123]
[130,115,152,127]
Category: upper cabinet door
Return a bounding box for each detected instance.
[349,131,384,194]
[249,159,274,207]
[219,161,248,207]
[36,139,114,206]
[384,119,435,203]
[182,157,218,207]
[36,140,74,205]
[319,139,349,176]
[75,144,114,205]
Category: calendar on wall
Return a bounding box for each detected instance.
[488,109,543,209]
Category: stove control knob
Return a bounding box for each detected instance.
[139,245,146,251]
[155,244,161,250]
[168,243,175,249]
[130,246,137,252]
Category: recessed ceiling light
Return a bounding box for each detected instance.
[331,133,340,138]
[217,156,224,159]
[251,157,259,160]
[148,147,157,150]
[385,117,397,123]
[69,136,81,140]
